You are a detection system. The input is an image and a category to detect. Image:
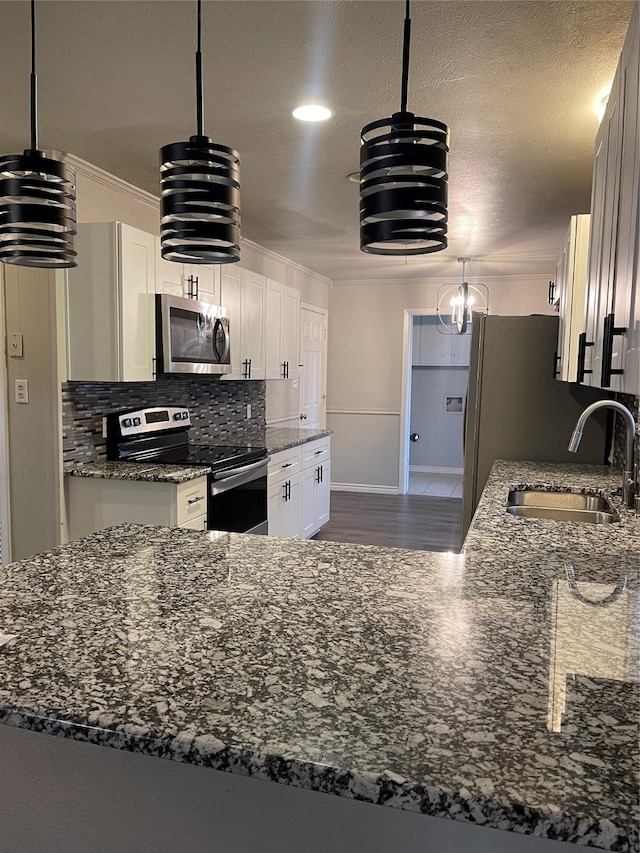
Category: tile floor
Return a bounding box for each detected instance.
[408,471,463,498]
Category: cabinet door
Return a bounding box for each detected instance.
[155,240,185,297]
[418,317,450,365]
[266,278,284,379]
[281,476,300,538]
[584,118,609,387]
[449,331,471,366]
[614,13,640,393]
[299,466,318,538]
[315,460,330,530]
[118,223,155,381]
[282,285,301,380]
[186,263,220,304]
[220,266,243,380]
[242,270,267,380]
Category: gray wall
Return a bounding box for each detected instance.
[327,276,556,491]
[409,368,468,469]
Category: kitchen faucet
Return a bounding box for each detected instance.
[568,400,638,507]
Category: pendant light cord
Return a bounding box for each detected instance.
[400,0,411,113]
[195,0,204,136]
[30,0,38,151]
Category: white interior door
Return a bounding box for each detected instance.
[300,306,327,429]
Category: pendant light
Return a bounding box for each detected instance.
[0,0,77,269]
[359,0,449,255]
[436,258,488,335]
[160,0,240,264]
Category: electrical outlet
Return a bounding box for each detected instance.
[246,403,252,419]
[15,379,28,404]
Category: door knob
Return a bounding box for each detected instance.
[410,433,420,442]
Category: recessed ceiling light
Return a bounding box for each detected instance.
[292,104,333,122]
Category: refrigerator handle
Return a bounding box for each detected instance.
[553,351,561,379]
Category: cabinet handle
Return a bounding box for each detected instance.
[314,449,323,455]
[576,332,594,384]
[315,465,321,484]
[242,359,250,379]
[152,356,157,378]
[548,280,556,305]
[187,275,199,300]
[282,483,288,502]
[553,351,561,379]
[281,462,292,469]
[187,496,205,505]
[247,358,252,379]
[300,413,307,420]
[320,465,323,483]
[601,313,626,387]
[284,361,289,379]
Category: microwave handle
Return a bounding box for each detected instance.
[212,318,230,364]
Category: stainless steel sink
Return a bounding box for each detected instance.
[506,489,619,524]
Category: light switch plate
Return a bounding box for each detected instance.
[8,333,23,358]
[15,379,28,404]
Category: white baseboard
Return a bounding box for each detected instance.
[409,466,463,476]
[331,483,399,495]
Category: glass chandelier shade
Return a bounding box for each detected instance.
[0,2,77,269]
[359,0,449,256]
[160,1,240,264]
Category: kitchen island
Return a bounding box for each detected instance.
[0,461,637,852]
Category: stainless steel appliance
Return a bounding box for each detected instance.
[462,315,609,540]
[105,406,268,534]
[155,293,231,375]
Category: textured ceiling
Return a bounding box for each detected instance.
[0,0,634,281]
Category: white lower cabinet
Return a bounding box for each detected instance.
[267,438,330,539]
[66,475,208,540]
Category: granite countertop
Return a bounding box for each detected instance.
[1,460,638,851]
[64,427,331,481]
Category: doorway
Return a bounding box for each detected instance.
[399,310,470,497]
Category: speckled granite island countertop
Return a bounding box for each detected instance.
[64,427,330,481]
[0,457,638,852]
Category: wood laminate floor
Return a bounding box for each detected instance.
[313,491,462,552]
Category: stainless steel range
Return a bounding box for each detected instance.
[104,407,269,534]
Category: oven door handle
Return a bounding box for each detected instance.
[212,459,268,480]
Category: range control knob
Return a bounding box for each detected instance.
[173,412,182,421]
[122,418,132,428]
[133,418,141,426]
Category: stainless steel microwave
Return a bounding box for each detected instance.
[155,293,231,375]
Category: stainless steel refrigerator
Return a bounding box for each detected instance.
[462,315,609,539]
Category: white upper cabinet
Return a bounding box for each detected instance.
[266,279,301,380]
[155,242,221,304]
[220,266,266,380]
[554,215,590,383]
[67,222,155,382]
[412,316,470,366]
[584,4,639,393]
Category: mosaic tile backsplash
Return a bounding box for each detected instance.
[613,392,640,473]
[62,378,266,465]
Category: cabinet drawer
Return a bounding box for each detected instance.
[301,437,330,470]
[176,477,208,525]
[268,447,302,484]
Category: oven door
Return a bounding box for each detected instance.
[156,293,231,375]
[208,459,268,534]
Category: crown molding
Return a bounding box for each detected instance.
[60,154,332,286]
[63,154,160,209]
[331,272,554,286]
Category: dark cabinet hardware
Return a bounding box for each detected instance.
[247,358,252,379]
[242,358,252,379]
[553,351,561,379]
[314,449,323,455]
[576,332,594,383]
[315,464,323,484]
[548,280,556,305]
[285,361,289,378]
[285,480,291,501]
[281,483,287,501]
[300,413,308,420]
[601,313,626,387]
[187,275,199,299]
[281,462,292,469]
